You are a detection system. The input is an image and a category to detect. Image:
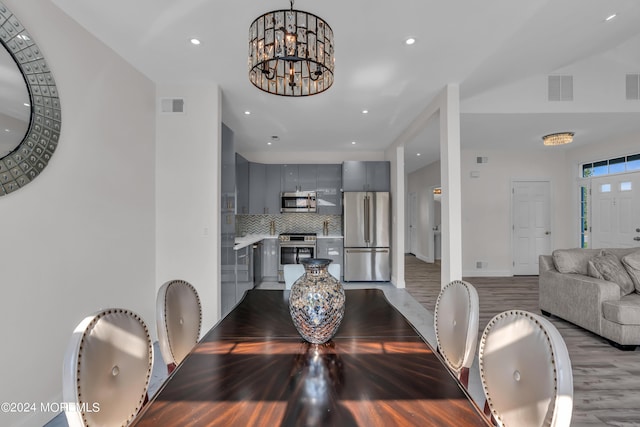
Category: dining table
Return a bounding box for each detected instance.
[131,289,491,426]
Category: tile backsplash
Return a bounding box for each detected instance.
[237,214,342,236]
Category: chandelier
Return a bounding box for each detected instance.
[542,132,574,146]
[248,0,334,96]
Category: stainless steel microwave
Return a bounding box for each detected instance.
[281,191,317,213]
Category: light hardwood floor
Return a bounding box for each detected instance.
[404,254,640,427]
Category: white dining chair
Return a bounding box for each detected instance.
[433,279,479,388]
[156,279,202,374]
[478,309,574,427]
[63,308,153,427]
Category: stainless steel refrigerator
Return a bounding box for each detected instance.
[343,192,391,281]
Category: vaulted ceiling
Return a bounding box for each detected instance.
[52,0,640,172]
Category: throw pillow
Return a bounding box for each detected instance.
[621,250,640,293]
[591,252,635,296]
[587,260,604,280]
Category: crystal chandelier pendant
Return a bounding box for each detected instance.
[248,1,334,96]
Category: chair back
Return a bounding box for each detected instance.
[156,280,202,371]
[284,264,305,290]
[63,308,153,427]
[478,310,573,427]
[434,280,479,384]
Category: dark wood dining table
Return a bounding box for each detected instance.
[131,289,491,426]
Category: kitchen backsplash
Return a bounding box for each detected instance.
[237,214,342,236]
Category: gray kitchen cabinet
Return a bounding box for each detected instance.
[248,162,266,214]
[316,164,342,215]
[249,162,281,214]
[342,160,390,192]
[316,238,343,278]
[221,123,237,316]
[236,154,249,214]
[281,164,317,192]
[262,238,278,281]
[264,164,281,214]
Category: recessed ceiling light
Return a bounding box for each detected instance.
[405,37,416,45]
[267,142,272,145]
[351,141,357,145]
[362,110,368,114]
[244,111,251,115]
[190,38,201,45]
[605,13,617,21]
[416,153,421,156]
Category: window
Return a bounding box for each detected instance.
[621,182,632,191]
[601,184,611,193]
[581,152,640,177]
[580,185,589,248]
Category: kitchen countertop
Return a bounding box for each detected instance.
[233,234,277,250]
[234,234,343,250]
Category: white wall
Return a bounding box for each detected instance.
[0,2,156,426]
[155,83,221,332]
[407,161,440,260]
[460,148,571,276]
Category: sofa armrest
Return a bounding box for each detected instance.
[539,255,556,274]
[539,268,620,335]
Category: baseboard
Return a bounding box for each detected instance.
[462,269,512,277]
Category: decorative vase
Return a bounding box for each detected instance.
[289,258,345,344]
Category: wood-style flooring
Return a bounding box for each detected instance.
[404,254,640,427]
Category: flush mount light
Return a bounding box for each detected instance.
[605,13,617,21]
[351,141,357,145]
[248,0,334,96]
[362,110,368,114]
[405,37,416,45]
[542,132,574,146]
[416,153,421,156]
[244,111,251,115]
[190,38,201,45]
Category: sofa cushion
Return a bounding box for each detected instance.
[621,251,640,293]
[552,248,601,275]
[591,252,635,296]
[602,293,640,325]
[603,248,640,260]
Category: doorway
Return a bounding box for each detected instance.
[512,180,551,275]
[591,173,640,248]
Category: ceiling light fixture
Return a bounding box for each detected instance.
[605,13,617,21]
[190,38,201,45]
[362,110,368,114]
[244,111,251,115]
[405,37,416,45]
[542,132,574,146]
[248,0,334,96]
[351,141,356,145]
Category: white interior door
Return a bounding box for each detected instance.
[512,181,551,275]
[592,173,640,248]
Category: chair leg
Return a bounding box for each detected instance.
[459,367,469,389]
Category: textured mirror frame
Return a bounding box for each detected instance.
[0,1,61,196]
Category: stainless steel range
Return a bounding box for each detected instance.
[278,232,317,282]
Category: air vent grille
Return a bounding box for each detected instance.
[160,98,185,113]
[626,74,640,100]
[548,75,573,101]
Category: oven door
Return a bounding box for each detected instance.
[278,244,316,281]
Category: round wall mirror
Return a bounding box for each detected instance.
[0,1,61,196]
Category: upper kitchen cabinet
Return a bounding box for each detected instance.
[236,154,249,214]
[281,164,317,192]
[249,163,281,214]
[316,164,342,215]
[342,161,390,192]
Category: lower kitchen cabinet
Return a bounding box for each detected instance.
[316,238,343,278]
[262,238,278,281]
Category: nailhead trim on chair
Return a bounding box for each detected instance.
[478,310,558,427]
[162,280,202,365]
[434,280,474,375]
[76,308,153,426]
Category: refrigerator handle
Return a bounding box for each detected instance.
[364,195,370,244]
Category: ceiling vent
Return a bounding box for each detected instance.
[548,75,573,101]
[626,74,640,100]
[160,98,185,114]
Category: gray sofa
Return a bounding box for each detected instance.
[539,248,640,350]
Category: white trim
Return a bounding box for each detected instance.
[463,269,513,277]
